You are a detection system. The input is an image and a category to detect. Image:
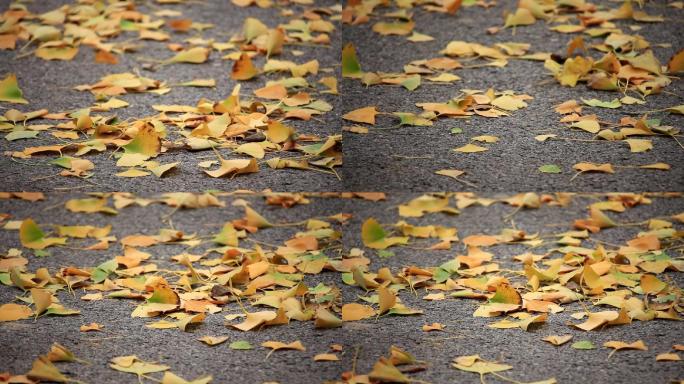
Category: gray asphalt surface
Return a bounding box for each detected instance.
[1,193,683,383]
[341,0,684,191]
[0,0,342,193]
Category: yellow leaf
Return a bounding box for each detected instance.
[116,169,151,177]
[204,158,258,178]
[656,353,681,361]
[570,120,600,133]
[28,357,69,383]
[231,311,277,331]
[31,288,53,316]
[625,139,653,153]
[341,303,376,321]
[254,84,287,99]
[342,106,378,125]
[231,53,258,80]
[235,143,265,159]
[0,303,32,321]
[542,335,573,346]
[573,162,614,174]
[640,274,667,294]
[572,310,620,331]
[314,353,339,362]
[505,8,536,27]
[603,340,648,353]
[378,285,396,315]
[454,143,488,153]
[165,47,210,64]
[261,340,306,352]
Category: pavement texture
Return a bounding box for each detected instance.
[0,0,342,193]
[341,0,684,192]
[1,192,683,383]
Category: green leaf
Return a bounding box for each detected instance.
[5,130,38,141]
[377,250,395,258]
[572,340,596,350]
[229,340,253,350]
[582,98,622,109]
[539,164,562,173]
[394,112,432,126]
[342,43,362,78]
[0,74,28,104]
[450,127,463,134]
[92,259,118,283]
[400,75,421,91]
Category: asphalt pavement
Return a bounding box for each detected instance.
[0,0,342,193]
[341,0,684,191]
[1,192,682,383]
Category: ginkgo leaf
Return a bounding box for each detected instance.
[454,143,488,153]
[539,164,562,173]
[372,21,415,36]
[573,162,614,174]
[20,219,66,250]
[204,158,258,178]
[165,47,210,64]
[150,162,179,178]
[504,8,535,27]
[572,340,596,350]
[342,43,362,78]
[570,120,600,133]
[342,106,378,125]
[243,17,268,43]
[314,353,339,361]
[341,303,375,321]
[543,335,573,346]
[31,288,53,316]
[656,353,681,361]
[123,125,161,158]
[265,28,285,58]
[378,285,397,315]
[640,274,667,294]
[244,205,272,228]
[572,311,620,331]
[407,32,434,42]
[0,74,28,104]
[625,139,653,153]
[46,343,80,363]
[261,340,306,352]
[235,143,265,159]
[231,311,277,331]
[401,75,421,91]
[314,307,342,328]
[361,218,408,249]
[435,169,465,179]
[0,303,32,321]
[491,95,527,111]
[229,340,253,350]
[668,49,684,73]
[582,98,621,109]
[369,359,410,383]
[603,340,648,355]
[453,356,512,374]
[232,53,258,80]
[254,84,288,99]
[110,356,170,379]
[28,356,70,383]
